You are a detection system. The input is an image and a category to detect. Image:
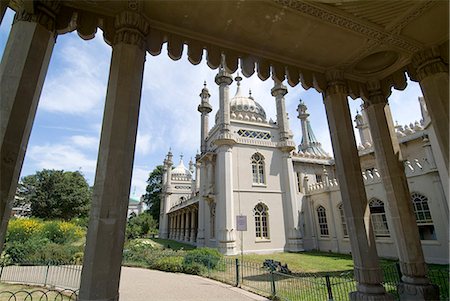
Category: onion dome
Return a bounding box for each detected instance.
[230,74,267,123]
[171,155,192,180]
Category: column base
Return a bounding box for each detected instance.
[196,237,205,247]
[350,283,394,301]
[78,294,119,301]
[350,291,394,301]
[398,282,440,301]
[286,238,304,252]
[218,241,237,255]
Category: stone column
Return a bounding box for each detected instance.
[190,209,196,243]
[272,82,303,252]
[185,210,190,242]
[0,0,59,253]
[78,11,149,301]
[364,83,439,300]
[197,159,207,246]
[175,213,180,240]
[411,47,449,171]
[214,69,236,255]
[322,71,392,301]
[0,0,8,25]
[180,211,185,241]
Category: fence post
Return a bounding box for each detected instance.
[395,262,402,282]
[44,264,50,286]
[0,265,3,280]
[207,254,211,278]
[235,258,240,287]
[325,274,334,301]
[270,268,276,298]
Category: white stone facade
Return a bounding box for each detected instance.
[159,76,448,264]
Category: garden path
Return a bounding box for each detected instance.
[119,267,269,301]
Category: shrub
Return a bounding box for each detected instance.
[27,243,80,265]
[183,248,222,269]
[182,262,206,275]
[153,256,184,272]
[6,218,43,243]
[4,236,47,264]
[40,220,83,244]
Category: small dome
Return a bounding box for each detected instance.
[172,156,192,178]
[229,76,266,123]
[129,196,141,204]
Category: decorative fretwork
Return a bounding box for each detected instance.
[174,185,191,190]
[237,129,271,140]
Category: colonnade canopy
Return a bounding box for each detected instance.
[9,0,448,97]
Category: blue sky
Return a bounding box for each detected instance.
[0,9,425,197]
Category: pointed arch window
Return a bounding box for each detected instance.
[316,206,329,237]
[254,203,269,239]
[411,192,436,240]
[251,153,265,185]
[369,199,390,237]
[338,203,348,237]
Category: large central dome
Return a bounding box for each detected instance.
[230,75,267,123]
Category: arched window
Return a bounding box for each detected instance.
[254,203,269,239]
[411,192,436,240]
[316,206,329,237]
[369,199,390,237]
[210,203,216,239]
[338,203,348,237]
[251,153,265,185]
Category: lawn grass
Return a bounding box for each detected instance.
[231,251,355,273]
[0,283,76,300]
[230,251,448,274]
[148,238,196,251]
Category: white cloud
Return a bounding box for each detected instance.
[27,143,97,182]
[70,135,99,150]
[39,32,110,115]
[130,167,150,198]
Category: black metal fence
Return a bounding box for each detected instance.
[0,256,447,301]
[202,258,449,301]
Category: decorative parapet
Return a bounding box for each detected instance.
[307,158,435,195]
[395,120,425,140]
[293,150,332,160]
[169,195,199,212]
[357,119,425,155]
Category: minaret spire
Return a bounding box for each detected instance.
[296,99,330,157]
[198,82,213,154]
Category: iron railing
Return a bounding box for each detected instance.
[0,264,81,291]
[0,255,448,301]
[203,258,449,301]
[0,289,78,300]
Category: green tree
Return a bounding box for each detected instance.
[125,212,158,239]
[143,165,164,223]
[16,169,92,220]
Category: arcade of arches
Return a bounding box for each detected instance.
[0,1,448,301]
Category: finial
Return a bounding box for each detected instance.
[249,89,253,99]
[204,81,206,87]
[180,153,183,161]
[235,72,242,86]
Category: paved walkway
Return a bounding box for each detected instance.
[119,267,269,301]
